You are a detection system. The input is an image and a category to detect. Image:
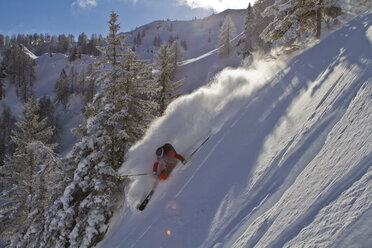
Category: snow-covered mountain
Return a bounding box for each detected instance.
[126,9,245,61]
[126,9,245,93]
[100,10,372,248]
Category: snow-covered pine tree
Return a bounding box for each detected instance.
[237,3,255,57]
[0,106,16,167]
[77,66,86,95]
[68,65,78,94]
[40,11,158,248]
[261,0,341,45]
[21,45,36,102]
[244,3,254,54]
[170,39,184,72]
[0,96,57,246]
[50,36,57,55]
[69,46,78,62]
[3,44,35,102]
[84,63,96,104]
[38,96,62,150]
[54,69,69,109]
[118,47,159,145]
[0,34,4,49]
[156,42,182,115]
[78,32,88,55]
[251,0,275,52]
[218,14,237,57]
[0,75,4,100]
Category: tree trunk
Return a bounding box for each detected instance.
[316,0,323,39]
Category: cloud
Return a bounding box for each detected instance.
[72,0,97,8]
[178,0,251,12]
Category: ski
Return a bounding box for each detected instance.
[137,189,155,211]
[137,182,158,211]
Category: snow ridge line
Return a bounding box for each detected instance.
[179,31,244,66]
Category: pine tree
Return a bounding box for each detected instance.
[156,43,182,115]
[0,34,4,49]
[40,11,158,247]
[54,69,69,109]
[171,39,184,71]
[0,76,4,100]
[153,35,161,47]
[77,66,86,95]
[218,15,237,57]
[69,46,78,62]
[136,32,142,45]
[78,32,88,54]
[181,39,188,50]
[0,97,56,245]
[0,106,16,167]
[68,65,78,94]
[21,45,36,102]
[243,3,254,55]
[261,0,341,45]
[251,0,275,52]
[84,63,96,104]
[117,48,159,143]
[38,96,62,151]
[3,45,35,102]
[50,36,57,55]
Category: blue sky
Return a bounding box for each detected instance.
[0,0,252,37]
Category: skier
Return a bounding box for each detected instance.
[153,144,186,180]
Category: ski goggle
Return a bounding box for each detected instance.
[156,147,164,158]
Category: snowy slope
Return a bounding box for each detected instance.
[127,9,245,93]
[100,10,372,248]
[127,9,245,60]
[0,53,95,155]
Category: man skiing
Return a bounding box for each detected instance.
[153,144,186,180]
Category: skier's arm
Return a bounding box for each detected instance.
[175,153,186,163]
[153,162,158,175]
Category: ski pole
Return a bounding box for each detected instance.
[116,172,152,180]
[189,135,211,158]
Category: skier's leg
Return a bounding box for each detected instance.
[159,170,168,180]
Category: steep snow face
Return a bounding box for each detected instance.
[103,11,372,248]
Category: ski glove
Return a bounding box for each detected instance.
[153,170,157,175]
[182,159,187,165]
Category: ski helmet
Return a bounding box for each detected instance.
[156,147,164,158]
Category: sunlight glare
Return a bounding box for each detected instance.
[178,0,254,12]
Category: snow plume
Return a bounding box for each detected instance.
[72,0,97,8]
[119,55,287,210]
[178,0,254,12]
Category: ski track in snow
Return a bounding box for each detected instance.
[175,133,225,198]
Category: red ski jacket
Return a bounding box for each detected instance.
[153,144,185,180]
